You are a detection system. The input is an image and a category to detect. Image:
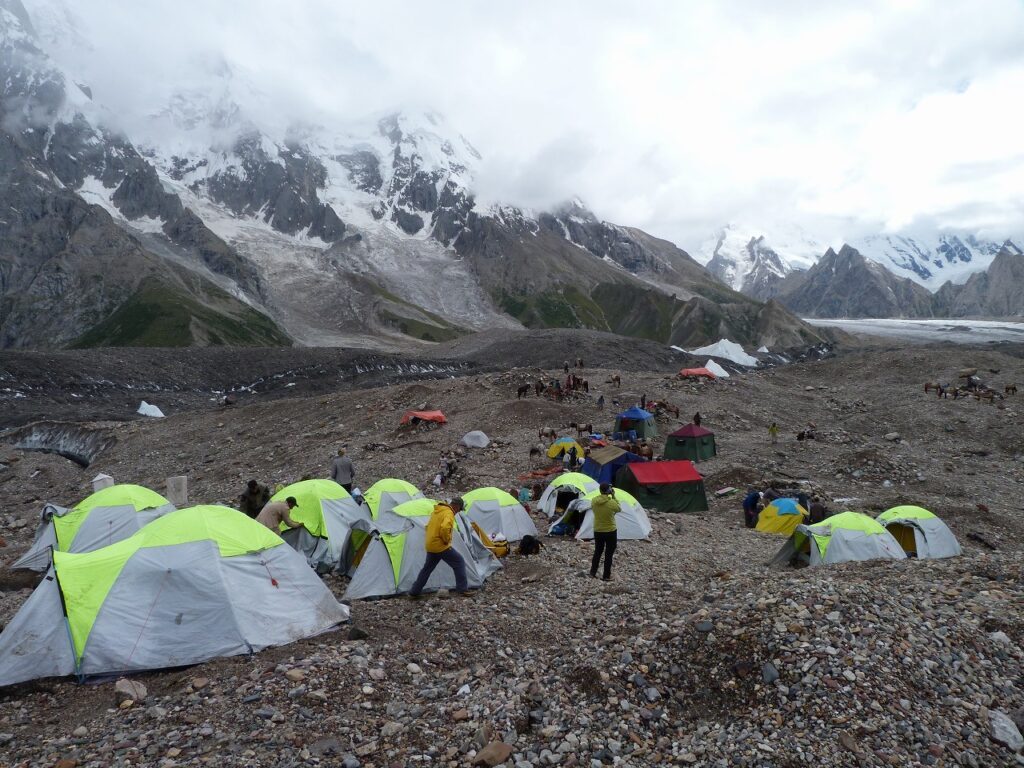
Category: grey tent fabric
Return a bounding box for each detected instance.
[280,497,372,573]
[813,527,905,565]
[882,517,962,559]
[0,540,348,687]
[13,502,176,571]
[459,431,491,448]
[343,514,501,601]
[464,498,537,542]
[0,571,76,686]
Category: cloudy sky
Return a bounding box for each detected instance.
[26,0,1024,248]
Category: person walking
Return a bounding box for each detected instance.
[409,498,470,598]
[597,394,605,410]
[590,484,620,581]
[768,422,780,445]
[330,447,355,493]
[256,497,303,533]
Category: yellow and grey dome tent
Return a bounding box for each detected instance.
[770,511,906,567]
[537,472,599,518]
[343,506,502,600]
[13,484,176,571]
[0,506,349,687]
[550,488,652,541]
[270,479,371,573]
[363,478,424,519]
[877,506,961,559]
[463,487,538,542]
[756,498,808,536]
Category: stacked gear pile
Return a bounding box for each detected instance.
[0,506,349,687]
[13,484,176,571]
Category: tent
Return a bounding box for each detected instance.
[270,479,371,573]
[756,497,808,536]
[374,496,439,533]
[363,478,424,519]
[664,424,717,462]
[460,430,490,448]
[678,367,717,380]
[13,484,176,572]
[547,437,584,459]
[343,511,501,600]
[0,506,348,687]
[613,406,658,438]
[463,487,538,541]
[581,445,644,484]
[550,488,652,540]
[704,360,730,378]
[537,472,600,518]
[769,511,907,567]
[877,506,962,559]
[400,410,447,425]
[615,460,708,513]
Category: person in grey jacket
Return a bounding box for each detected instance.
[330,447,355,493]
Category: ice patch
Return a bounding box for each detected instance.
[757,345,770,353]
[689,339,758,366]
[704,360,730,378]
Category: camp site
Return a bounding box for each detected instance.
[1,337,1023,766]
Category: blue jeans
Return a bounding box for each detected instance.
[410,548,468,595]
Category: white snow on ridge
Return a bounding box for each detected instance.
[689,339,758,366]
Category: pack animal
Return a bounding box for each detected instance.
[518,535,544,556]
[570,422,593,438]
[1006,384,1018,395]
[517,384,531,399]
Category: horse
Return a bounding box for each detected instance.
[516,384,531,399]
[610,374,621,388]
[974,389,1001,404]
[570,422,593,438]
[538,427,557,443]
[528,444,545,465]
[1006,384,1018,395]
[924,382,941,394]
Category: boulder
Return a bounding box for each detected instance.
[473,741,514,766]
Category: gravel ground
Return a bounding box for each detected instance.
[1,341,1024,766]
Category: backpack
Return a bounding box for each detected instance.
[518,534,543,556]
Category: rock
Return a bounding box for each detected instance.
[474,741,514,766]
[989,631,1012,645]
[884,432,900,441]
[989,710,1024,751]
[285,668,306,682]
[72,725,88,737]
[369,668,386,681]
[380,721,403,738]
[695,620,713,633]
[114,678,147,703]
[192,676,210,690]
[54,760,77,768]
[839,731,858,754]
[0,733,13,745]
[348,626,370,641]
[762,662,779,684]
[453,708,470,721]
[407,662,423,674]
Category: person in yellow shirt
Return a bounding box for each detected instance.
[590,484,620,581]
[409,498,470,598]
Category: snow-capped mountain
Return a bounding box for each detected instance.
[0,0,835,350]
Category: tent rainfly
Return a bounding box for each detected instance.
[343,511,501,600]
[363,478,425,520]
[460,431,491,448]
[663,424,717,462]
[769,511,907,567]
[462,487,538,542]
[400,410,447,425]
[581,445,644,484]
[0,506,349,687]
[613,406,658,438]
[614,460,708,513]
[756,497,808,536]
[550,488,652,541]
[877,506,962,559]
[270,479,371,573]
[13,484,176,572]
[537,473,600,518]
[547,437,584,459]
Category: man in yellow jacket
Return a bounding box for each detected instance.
[409,498,470,597]
[590,484,621,581]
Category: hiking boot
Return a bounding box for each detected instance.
[408,593,424,601]
[457,590,474,598]
[589,571,598,579]
[601,576,612,582]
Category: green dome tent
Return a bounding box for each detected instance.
[537,472,600,519]
[770,511,907,567]
[363,478,424,519]
[343,509,502,600]
[463,487,538,542]
[13,484,176,572]
[613,406,658,438]
[877,506,961,559]
[0,506,348,687]
[663,424,717,462]
[270,479,371,573]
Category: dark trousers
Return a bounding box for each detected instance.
[410,548,468,595]
[591,530,617,579]
[341,483,353,494]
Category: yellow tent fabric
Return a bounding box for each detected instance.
[756,500,808,536]
[547,440,583,459]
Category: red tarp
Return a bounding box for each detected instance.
[669,424,714,438]
[625,460,703,484]
[678,368,717,380]
[400,410,447,425]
